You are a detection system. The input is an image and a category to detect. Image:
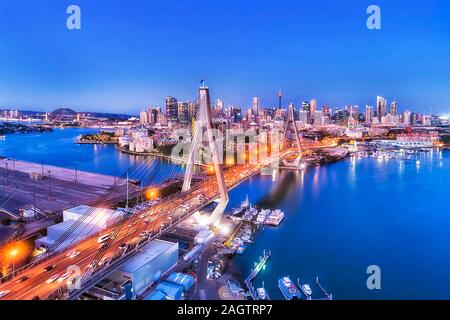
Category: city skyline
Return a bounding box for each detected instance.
[1,0,450,114]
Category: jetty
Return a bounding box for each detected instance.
[244,250,272,300]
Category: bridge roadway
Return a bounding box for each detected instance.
[0,150,295,300]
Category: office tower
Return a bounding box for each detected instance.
[352,105,360,118]
[299,110,309,125]
[403,110,411,126]
[411,113,418,125]
[322,105,331,116]
[390,101,398,116]
[145,108,157,125]
[365,105,374,125]
[165,97,178,122]
[310,99,318,115]
[320,114,330,126]
[178,101,189,124]
[217,99,224,110]
[287,103,295,121]
[313,111,322,127]
[335,108,350,125]
[140,110,149,125]
[155,108,167,126]
[252,97,260,116]
[188,100,199,120]
[377,96,387,121]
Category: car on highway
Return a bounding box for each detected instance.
[66,251,80,259]
[57,273,70,283]
[118,243,128,251]
[15,275,31,284]
[0,291,11,299]
[43,265,56,272]
[45,274,60,284]
[97,233,111,244]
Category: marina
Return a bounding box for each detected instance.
[230,148,450,299]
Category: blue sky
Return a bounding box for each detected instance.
[0,0,449,115]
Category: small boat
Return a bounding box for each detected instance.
[256,209,271,224]
[265,209,285,226]
[236,245,247,255]
[301,284,313,296]
[232,195,250,216]
[257,287,269,300]
[278,277,302,300]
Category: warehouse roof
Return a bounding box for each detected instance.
[119,240,178,274]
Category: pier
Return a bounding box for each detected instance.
[315,276,333,300]
[244,250,271,300]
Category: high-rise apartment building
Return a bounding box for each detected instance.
[390,101,398,116]
[165,97,178,122]
[365,105,374,125]
[377,96,387,121]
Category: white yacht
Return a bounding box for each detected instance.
[256,209,271,224]
[265,209,285,226]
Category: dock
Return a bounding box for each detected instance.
[315,276,333,300]
[297,276,333,300]
[244,250,271,300]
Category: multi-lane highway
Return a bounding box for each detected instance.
[0,153,288,300]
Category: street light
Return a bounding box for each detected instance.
[10,248,18,275]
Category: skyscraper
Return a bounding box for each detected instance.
[322,105,331,116]
[165,97,178,122]
[365,105,374,125]
[188,100,199,120]
[140,110,149,125]
[310,99,317,115]
[252,97,260,118]
[178,101,189,124]
[287,103,295,121]
[299,110,309,125]
[390,101,398,116]
[376,96,387,121]
[403,110,412,126]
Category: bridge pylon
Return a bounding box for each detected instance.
[281,103,303,166]
[182,82,229,224]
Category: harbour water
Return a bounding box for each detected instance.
[0,128,183,184]
[228,150,450,300]
[1,128,450,299]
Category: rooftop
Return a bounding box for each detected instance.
[119,239,178,274]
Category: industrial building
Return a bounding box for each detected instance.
[111,239,179,296]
